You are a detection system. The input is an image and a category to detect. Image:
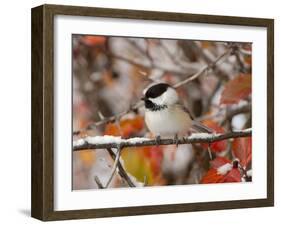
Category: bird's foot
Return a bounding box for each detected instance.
[174,134,179,147]
[155,135,161,146]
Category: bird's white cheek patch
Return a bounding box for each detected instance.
[149,96,163,105]
[163,87,179,105]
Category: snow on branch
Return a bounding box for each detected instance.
[73,128,252,151]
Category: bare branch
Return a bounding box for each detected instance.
[93,145,123,188]
[126,38,153,62]
[173,47,233,88]
[110,51,193,76]
[94,176,105,189]
[73,129,252,151]
[234,51,247,73]
[221,104,251,125]
[73,101,143,135]
[203,80,222,114]
[104,144,122,188]
[106,148,137,187]
[198,103,251,122]
[158,41,188,72]
[187,41,231,81]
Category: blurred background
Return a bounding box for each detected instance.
[72,35,252,190]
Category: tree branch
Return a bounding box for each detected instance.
[185,41,231,81]
[106,148,137,187]
[73,101,143,135]
[94,176,105,189]
[73,129,251,151]
[221,104,251,126]
[197,103,251,123]
[93,145,122,189]
[173,47,232,88]
[104,144,122,188]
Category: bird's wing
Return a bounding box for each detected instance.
[176,104,213,133]
[191,121,213,133]
[176,104,194,120]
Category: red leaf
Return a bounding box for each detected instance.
[224,168,241,182]
[220,74,252,105]
[210,157,231,169]
[200,168,224,183]
[201,120,227,152]
[82,36,106,46]
[141,146,164,175]
[232,137,252,168]
[201,163,241,184]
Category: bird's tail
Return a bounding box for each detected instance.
[191,121,213,133]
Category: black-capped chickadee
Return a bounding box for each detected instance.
[141,83,212,144]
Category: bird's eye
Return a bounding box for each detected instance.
[144,99,154,109]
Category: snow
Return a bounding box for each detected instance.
[73,135,150,146]
[233,128,252,133]
[188,133,217,139]
[188,128,251,140]
[247,169,252,177]
[73,139,85,146]
[84,135,123,144]
[232,114,247,130]
[73,128,250,147]
[242,128,252,132]
[217,163,233,175]
[126,137,150,143]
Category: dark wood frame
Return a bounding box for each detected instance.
[31,4,274,221]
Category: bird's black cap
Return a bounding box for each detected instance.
[144,83,170,99]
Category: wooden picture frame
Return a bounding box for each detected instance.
[31,4,274,221]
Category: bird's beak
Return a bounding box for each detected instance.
[141,96,147,101]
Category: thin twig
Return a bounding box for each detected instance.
[207,144,213,160]
[203,80,222,114]
[221,104,251,125]
[234,51,247,73]
[190,41,231,81]
[94,176,105,189]
[74,129,251,151]
[127,38,153,62]
[73,101,142,135]
[238,163,252,182]
[159,41,188,72]
[111,39,207,76]
[106,148,137,187]
[198,103,251,122]
[111,52,190,76]
[104,144,122,188]
[173,47,233,88]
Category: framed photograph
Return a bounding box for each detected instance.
[31,4,274,221]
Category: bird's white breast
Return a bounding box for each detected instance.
[144,105,192,137]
